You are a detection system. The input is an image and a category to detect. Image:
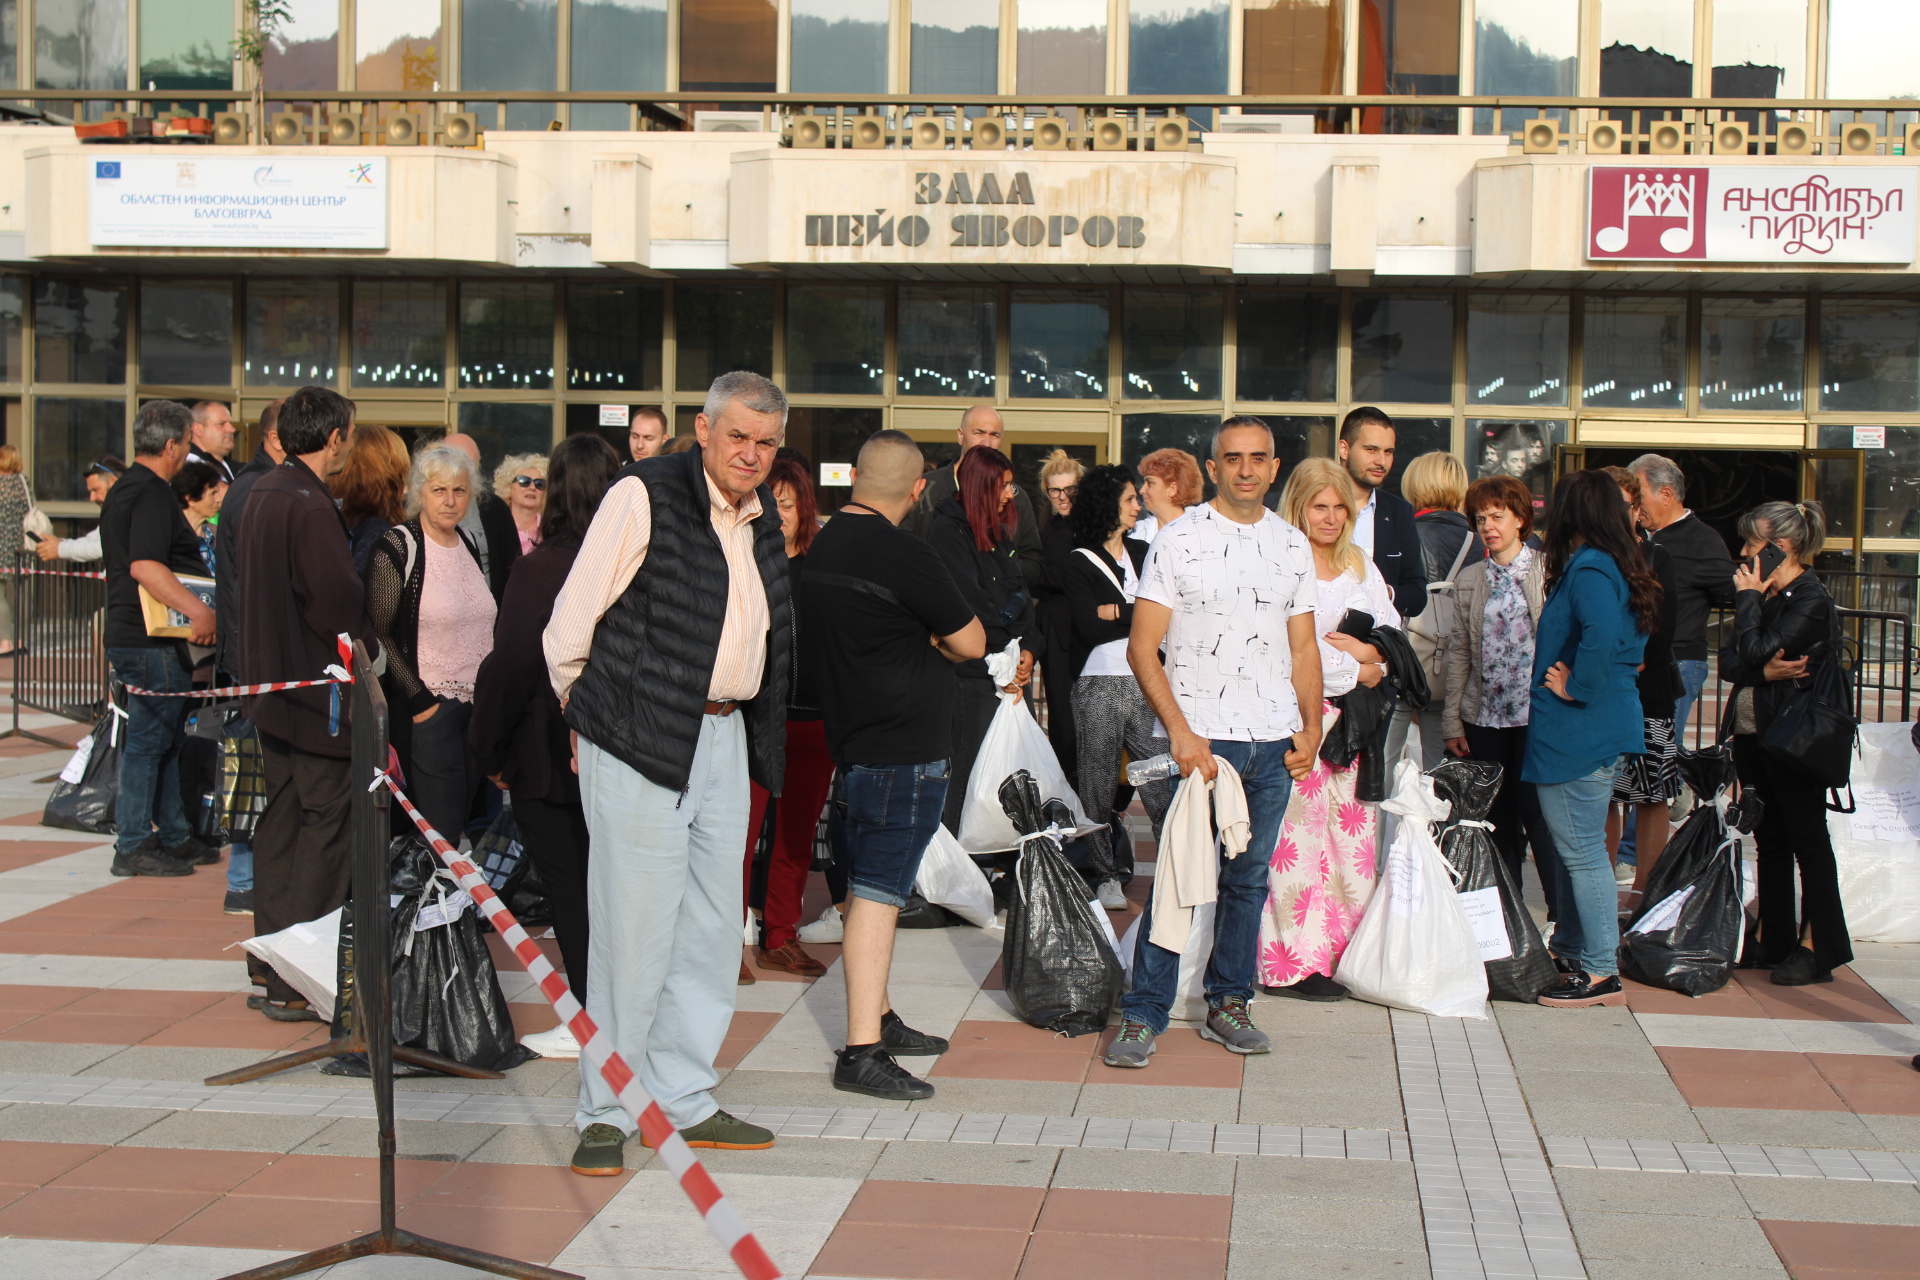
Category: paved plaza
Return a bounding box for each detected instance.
[0,703,1915,1280]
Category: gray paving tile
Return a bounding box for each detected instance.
[1074,1082,1243,1122]
[869,1139,1056,1186]
[1231,1194,1426,1250]
[0,1101,167,1144]
[1224,1242,1432,1279]
[1552,1166,1750,1217]
[1732,1173,1920,1224]
[116,1109,341,1154]
[1236,1155,1420,1202]
[1694,1107,1881,1151]
[1050,1145,1239,1194]
[1567,1210,1784,1268]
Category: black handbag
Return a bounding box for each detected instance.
[1760,607,1857,790]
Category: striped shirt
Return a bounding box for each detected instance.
[544,468,769,705]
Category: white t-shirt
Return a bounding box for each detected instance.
[1313,562,1401,698]
[1134,502,1317,742]
[1079,549,1139,678]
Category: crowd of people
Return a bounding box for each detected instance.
[74,377,1862,1176]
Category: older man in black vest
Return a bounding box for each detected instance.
[546,370,792,1176]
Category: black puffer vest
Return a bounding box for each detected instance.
[564,447,791,795]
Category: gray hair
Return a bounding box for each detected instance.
[405,444,476,518]
[1629,453,1686,503]
[703,370,788,428]
[1738,500,1827,563]
[132,400,192,457]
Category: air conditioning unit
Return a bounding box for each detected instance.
[1215,116,1315,135]
[694,111,771,133]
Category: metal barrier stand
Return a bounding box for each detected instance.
[3,553,110,748]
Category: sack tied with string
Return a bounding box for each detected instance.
[1428,758,1557,1003]
[998,770,1122,1036]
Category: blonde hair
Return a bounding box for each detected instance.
[1401,451,1467,513]
[1281,457,1369,581]
[0,444,21,475]
[1039,448,1085,486]
[492,452,548,500]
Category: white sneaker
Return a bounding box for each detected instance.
[1097,880,1128,910]
[796,904,844,944]
[521,1023,581,1060]
[1613,860,1635,886]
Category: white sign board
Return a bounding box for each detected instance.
[1588,165,1917,264]
[598,404,630,428]
[1853,425,1887,450]
[89,155,389,248]
[819,462,853,488]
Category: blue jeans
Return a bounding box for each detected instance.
[227,841,253,893]
[106,646,193,855]
[1122,737,1296,1033]
[842,759,950,908]
[1534,757,1623,978]
[1620,658,1708,864]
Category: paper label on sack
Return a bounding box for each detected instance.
[1848,782,1920,843]
[1630,883,1697,935]
[1457,887,1513,961]
[58,735,95,785]
[1386,839,1425,916]
[413,889,473,931]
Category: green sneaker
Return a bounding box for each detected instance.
[644,1109,775,1151]
[570,1122,628,1177]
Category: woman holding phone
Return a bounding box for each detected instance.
[1720,500,1851,986]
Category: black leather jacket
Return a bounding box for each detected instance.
[1718,571,1835,737]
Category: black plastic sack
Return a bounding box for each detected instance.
[998,770,1121,1036]
[219,716,267,843]
[178,715,226,845]
[43,707,124,833]
[1618,746,1749,998]
[471,805,553,931]
[1428,758,1557,1004]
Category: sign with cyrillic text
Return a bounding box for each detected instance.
[1587,165,1916,264]
[89,156,389,248]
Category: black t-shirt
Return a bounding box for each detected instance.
[802,510,976,767]
[101,460,211,649]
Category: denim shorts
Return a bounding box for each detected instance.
[841,758,951,909]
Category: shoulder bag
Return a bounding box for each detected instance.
[20,476,50,552]
[1759,599,1858,791]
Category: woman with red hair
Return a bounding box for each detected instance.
[740,454,834,980]
[926,445,1037,832]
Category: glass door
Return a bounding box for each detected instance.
[1803,448,1865,601]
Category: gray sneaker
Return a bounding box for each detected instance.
[1103,1019,1157,1068]
[1201,997,1271,1054]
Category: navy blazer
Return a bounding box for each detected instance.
[1369,488,1429,618]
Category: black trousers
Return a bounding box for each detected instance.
[1732,735,1854,972]
[513,792,591,1003]
[942,676,1001,832]
[1461,722,1562,920]
[251,732,354,1003]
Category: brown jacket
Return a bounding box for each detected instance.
[238,458,374,758]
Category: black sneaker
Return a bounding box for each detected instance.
[880,1009,948,1056]
[1770,947,1834,987]
[1265,973,1348,1002]
[1537,973,1626,1008]
[160,835,221,866]
[110,845,195,878]
[833,1044,934,1100]
[222,890,254,915]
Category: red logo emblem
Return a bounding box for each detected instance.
[1589,167,1707,260]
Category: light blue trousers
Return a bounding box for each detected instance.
[574,714,748,1133]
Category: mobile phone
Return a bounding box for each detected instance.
[23,530,39,544]
[1753,543,1786,583]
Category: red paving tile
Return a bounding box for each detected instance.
[0,1186,219,1242]
[810,1221,1033,1280]
[1656,1047,1848,1112]
[229,1154,452,1204]
[0,1140,108,1188]
[0,985,89,1013]
[1731,967,1908,1025]
[58,988,227,1017]
[0,1011,181,1044]
[842,1180,1046,1231]
[51,1145,275,1194]
[163,1193,383,1251]
[1622,975,1769,1018]
[935,1046,1095,1084]
[410,1161,631,1214]
[1033,1188,1232,1239]
[715,1009,782,1070]
[0,811,55,825]
[394,1202,586,1264]
[1808,1053,1920,1118]
[1017,1231,1228,1280]
[1760,1219,1920,1278]
[0,840,104,871]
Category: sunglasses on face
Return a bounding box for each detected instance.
[512,475,546,490]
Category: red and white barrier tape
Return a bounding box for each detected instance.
[122,635,354,699]
[3,566,107,580]
[376,772,784,1280]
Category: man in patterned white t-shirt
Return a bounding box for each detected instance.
[1106,415,1323,1069]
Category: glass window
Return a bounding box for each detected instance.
[1122,413,1224,501]
[1820,301,1919,414]
[1712,0,1805,99]
[1372,416,1453,500]
[1351,293,1454,405]
[1019,0,1105,95]
[681,0,777,92]
[1580,296,1683,410]
[1699,297,1804,412]
[264,0,338,91]
[675,284,774,393]
[1131,0,1229,96]
[0,278,23,383]
[140,282,231,387]
[567,284,663,391]
[246,280,339,387]
[1237,290,1337,402]
[1243,0,1343,97]
[1359,0,1458,135]
[357,0,442,92]
[1473,0,1577,136]
[139,0,229,91]
[462,0,558,130]
[572,0,667,128]
[1818,425,1920,541]
[898,288,995,399]
[1467,295,1568,407]
[0,0,15,86]
[787,286,885,397]
[455,402,553,479]
[793,0,888,93]
[912,0,998,94]
[35,398,123,503]
[1010,289,1109,400]
[564,402,664,455]
[36,0,129,92]
[1469,419,1562,518]
[1827,1,1920,98]
[1599,0,1693,97]
[34,279,127,385]
[1122,290,1221,401]
[459,283,554,390]
[351,282,446,389]
[787,406,883,513]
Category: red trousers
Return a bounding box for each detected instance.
[743,718,836,950]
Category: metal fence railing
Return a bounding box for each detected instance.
[4,554,109,747]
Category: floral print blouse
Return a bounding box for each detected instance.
[1477,545,1536,730]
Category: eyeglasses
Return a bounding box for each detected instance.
[512,475,546,490]
[1045,485,1077,500]
[87,462,119,476]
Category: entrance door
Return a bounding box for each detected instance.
[1803,449,1866,594]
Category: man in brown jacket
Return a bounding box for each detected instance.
[238,386,374,1021]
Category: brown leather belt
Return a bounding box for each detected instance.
[704,699,740,717]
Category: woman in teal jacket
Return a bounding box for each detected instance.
[1524,469,1664,1008]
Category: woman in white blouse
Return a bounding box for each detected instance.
[1256,458,1398,1002]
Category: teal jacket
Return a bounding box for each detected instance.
[1522,545,1649,786]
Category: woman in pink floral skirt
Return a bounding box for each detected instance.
[1259,458,1400,1002]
